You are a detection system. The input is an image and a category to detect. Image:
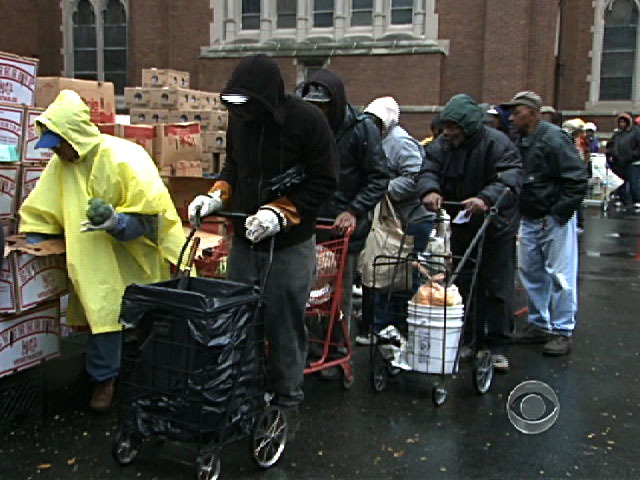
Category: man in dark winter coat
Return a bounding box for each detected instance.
[188,55,339,425]
[607,112,640,207]
[503,91,588,356]
[300,69,389,375]
[418,93,523,372]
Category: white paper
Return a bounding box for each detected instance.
[452,209,472,224]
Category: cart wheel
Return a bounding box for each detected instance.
[342,370,355,390]
[112,430,141,465]
[432,385,447,406]
[473,350,494,395]
[251,406,288,469]
[371,346,388,393]
[195,448,221,480]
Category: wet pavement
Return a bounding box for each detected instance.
[1,207,639,479]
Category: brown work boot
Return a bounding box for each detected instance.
[89,378,115,412]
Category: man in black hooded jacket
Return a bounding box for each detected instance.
[189,55,339,423]
[417,94,523,372]
[299,70,389,378]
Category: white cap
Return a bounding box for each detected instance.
[221,94,249,105]
[584,122,597,132]
[364,96,400,131]
[487,107,498,115]
[562,118,585,134]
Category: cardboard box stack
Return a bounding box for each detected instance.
[0,51,66,378]
[124,68,227,177]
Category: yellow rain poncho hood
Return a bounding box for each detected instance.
[20,90,186,334]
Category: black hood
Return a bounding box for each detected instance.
[221,55,287,124]
[302,69,347,132]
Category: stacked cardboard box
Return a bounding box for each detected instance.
[35,77,116,124]
[125,68,227,176]
[0,51,65,378]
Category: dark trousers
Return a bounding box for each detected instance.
[228,236,315,407]
[451,228,515,351]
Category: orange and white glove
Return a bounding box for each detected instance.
[245,207,286,243]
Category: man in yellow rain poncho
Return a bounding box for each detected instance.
[20,90,186,411]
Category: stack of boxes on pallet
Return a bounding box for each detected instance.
[0,51,78,379]
[123,68,228,177]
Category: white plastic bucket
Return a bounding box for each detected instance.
[406,301,464,374]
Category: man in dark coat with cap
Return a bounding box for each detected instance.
[503,91,588,356]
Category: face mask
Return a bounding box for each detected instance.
[229,99,268,122]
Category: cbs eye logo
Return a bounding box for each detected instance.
[506,381,560,434]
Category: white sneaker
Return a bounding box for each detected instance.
[634,203,640,210]
[355,333,374,346]
[492,354,510,373]
[352,285,363,297]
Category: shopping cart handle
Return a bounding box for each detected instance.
[316,217,337,224]
[212,211,250,220]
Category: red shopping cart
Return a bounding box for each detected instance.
[305,224,354,389]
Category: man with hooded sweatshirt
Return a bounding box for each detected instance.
[607,112,640,207]
[417,93,523,372]
[298,70,389,378]
[188,55,338,424]
[20,90,187,411]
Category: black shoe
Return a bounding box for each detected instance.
[514,323,553,344]
[543,335,572,356]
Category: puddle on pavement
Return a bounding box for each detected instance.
[605,233,640,239]
[586,250,638,259]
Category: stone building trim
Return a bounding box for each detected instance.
[200,37,448,58]
[587,0,640,112]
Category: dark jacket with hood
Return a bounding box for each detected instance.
[608,113,640,175]
[216,55,339,250]
[301,69,389,253]
[515,120,588,223]
[417,94,523,240]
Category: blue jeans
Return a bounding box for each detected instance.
[518,214,578,336]
[374,220,433,333]
[86,331,122,382]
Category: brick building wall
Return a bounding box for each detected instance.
[556,0,595,110]
[0,0,611,137]
[0,0,63,76]
[128,0,211,89]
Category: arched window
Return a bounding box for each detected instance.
[65,0,129,95]
[73,0,97,80]
[600,0,638,100]
[104,0,127,94]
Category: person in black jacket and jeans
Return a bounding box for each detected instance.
[299,70,389,379]
[418,94,523,372]
[188,55,339,427]
[503,91,588,356]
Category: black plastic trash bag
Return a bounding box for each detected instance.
[118,277,264,442]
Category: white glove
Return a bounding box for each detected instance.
[188,191,223,226]
[80,205,119,233]
[245,208,286,243]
